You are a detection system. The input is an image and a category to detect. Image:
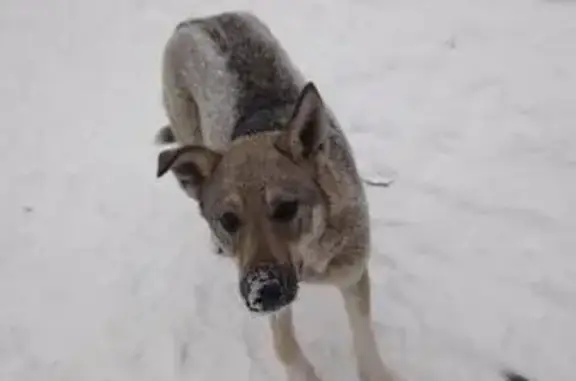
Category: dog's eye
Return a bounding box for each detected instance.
[272,201,299,222]
[220,212,241,233]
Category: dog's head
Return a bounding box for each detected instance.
[157,82,331,314]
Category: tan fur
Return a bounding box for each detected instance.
[155,11,398,381]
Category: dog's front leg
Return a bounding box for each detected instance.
[340,268,396,381]
[270,307,321,381]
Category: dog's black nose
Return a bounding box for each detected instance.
[258,281,283,310]
[240,263,298,313]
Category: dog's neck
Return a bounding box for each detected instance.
[231,102,295,141]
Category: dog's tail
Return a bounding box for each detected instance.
[154,125,176,145]
[503,370,531,381]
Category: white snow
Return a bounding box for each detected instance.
[1,0,576,380]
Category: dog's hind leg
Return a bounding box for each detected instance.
[160,86,202,146]
[154,124,176,145]
[270,307,321,381]
[159,28,204,147]
[340,268,397,381]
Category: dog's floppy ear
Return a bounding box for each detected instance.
[276,82,329,161]
[157,145,221,200]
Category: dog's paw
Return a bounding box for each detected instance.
[285,354,323,381]
[357,353,397,381]
[359,370,396,381]
[286,363,322,381]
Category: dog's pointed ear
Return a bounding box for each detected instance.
[156,145,221,200]
[276,82,329,160]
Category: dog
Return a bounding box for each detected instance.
[154,10,396,381]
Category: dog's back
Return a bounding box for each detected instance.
[161,11,308,152]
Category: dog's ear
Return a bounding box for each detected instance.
[276,82,329,161]
[156,145,221,200]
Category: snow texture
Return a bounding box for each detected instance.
[1,0,576,380]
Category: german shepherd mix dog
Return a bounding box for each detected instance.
[154,10,531,381]
[155,10,394,381]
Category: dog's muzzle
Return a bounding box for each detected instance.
[239,263,298,313]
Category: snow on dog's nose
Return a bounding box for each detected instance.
[240,263,298,313]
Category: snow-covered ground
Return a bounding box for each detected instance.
[1,0,576,380]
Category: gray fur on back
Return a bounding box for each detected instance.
[177,12,304,141]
